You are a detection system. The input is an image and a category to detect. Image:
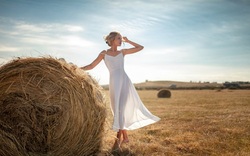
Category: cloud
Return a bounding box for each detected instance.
[19,35,94,48]
[0,45,19,52]
[65,25,84,32]
[1,1,249,84]
[133,46,195,66]
[15,23,48,33]
[0,17,84,35]
[0,18,94,50]
[60,35,94,47]
[109,20,147,36]
[0,18,95,67]
[15,22,84,33]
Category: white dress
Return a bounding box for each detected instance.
[104,52,160,132]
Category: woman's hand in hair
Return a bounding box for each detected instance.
[122,37,129,42]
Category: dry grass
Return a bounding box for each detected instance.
[0,57,106,155]
[101,90,250,156]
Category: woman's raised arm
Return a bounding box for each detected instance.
[122,37,144,55]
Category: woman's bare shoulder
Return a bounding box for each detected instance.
[100,50,107,55]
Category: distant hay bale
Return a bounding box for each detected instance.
[157,89,171,98]
[0,57,106,156]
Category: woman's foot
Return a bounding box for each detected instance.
[112,139,121,151]
[122,139,129,144]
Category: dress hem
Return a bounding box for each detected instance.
[112,117,160,132]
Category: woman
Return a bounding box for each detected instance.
[81,32,160,148]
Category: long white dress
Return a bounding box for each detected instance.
[104,52,160,132]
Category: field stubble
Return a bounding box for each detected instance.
[101,90,250,156]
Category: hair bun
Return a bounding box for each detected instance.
[104,32,121,47]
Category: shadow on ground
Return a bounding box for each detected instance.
[110,148,135,156]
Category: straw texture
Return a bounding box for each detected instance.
[0,57,107,156]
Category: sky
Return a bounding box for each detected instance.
[0,0,250,85]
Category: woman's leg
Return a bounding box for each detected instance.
[112,130,122,150]
[122,130,129,143]
[117,130,122,141]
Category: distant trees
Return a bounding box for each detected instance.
[223,81,250,89]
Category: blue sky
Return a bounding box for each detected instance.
[0,0,250,85]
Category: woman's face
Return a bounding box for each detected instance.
[113,34,122,46]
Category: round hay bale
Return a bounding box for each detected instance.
[0,57,107,156]
[157,89,171,98]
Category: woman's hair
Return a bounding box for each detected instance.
[104,31,121,46]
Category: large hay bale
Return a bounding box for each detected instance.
[0,57,107,156]
[157,89,171,98]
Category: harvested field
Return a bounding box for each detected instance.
[101,90,250,156]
